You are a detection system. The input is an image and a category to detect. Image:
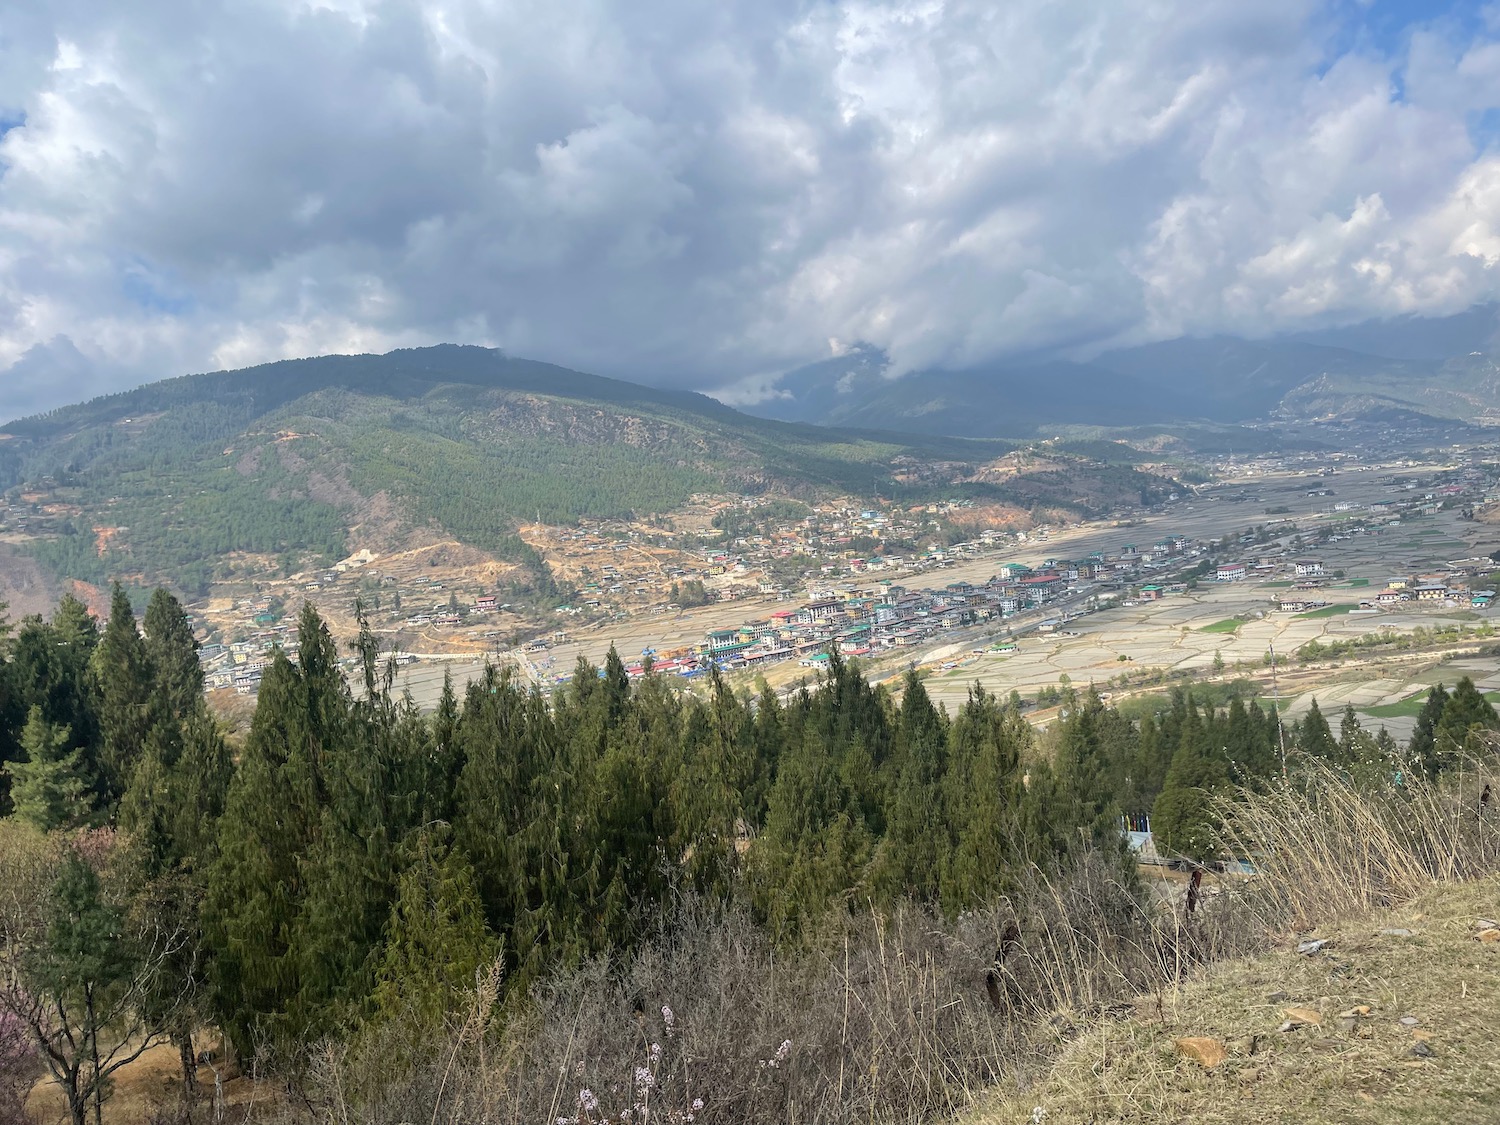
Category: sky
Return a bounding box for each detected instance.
[2,0,1500,418]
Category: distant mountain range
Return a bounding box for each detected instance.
[743,305,1500,437]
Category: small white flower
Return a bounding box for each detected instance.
[648,1042,663,1066]
[691,1099,703,1112]
[579,1089,599,1114]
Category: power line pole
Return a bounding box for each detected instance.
[1269,639,1289,779]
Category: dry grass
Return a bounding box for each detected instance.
[1219,759,1500,931]
[967,758,1500,1125]
[273,855,1262,1125]
[966,875,1500,1125]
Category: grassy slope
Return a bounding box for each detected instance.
[969,876,1500,1125]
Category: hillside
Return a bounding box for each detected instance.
[0,346,1179,604]
[968,875,1500,1124]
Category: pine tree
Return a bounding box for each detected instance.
[1432,676,1499,772]
[5,706,90,831]
[15,850,184,1125]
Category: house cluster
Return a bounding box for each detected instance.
[678,537,1230,678]
[619,539,1219,682]
[199,616,300,695]
[1367,572,1497,610]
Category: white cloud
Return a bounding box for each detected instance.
[0,0,1499,418]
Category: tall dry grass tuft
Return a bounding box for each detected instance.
[1217,755,1500,931]
[291,851,1262,1125]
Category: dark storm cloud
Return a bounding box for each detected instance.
[1,0,1499,417]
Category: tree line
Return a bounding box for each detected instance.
[0,587,1494,1124]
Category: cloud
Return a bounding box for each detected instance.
[0,0,1499,418]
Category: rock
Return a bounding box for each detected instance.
[1411,1029,1436,1042]
[1297,939,1331,955]
[1284,1006,1323,1027]
[1277,1020,1297,1033]
[1410,1041,1436,1058]
[1337,1016,1359,1034]
[1175,1037,1230,1068]
[1399,1015,1421,1027]
[1380,928,1415,937]
[1476,917,1498,929]
[1338,1005,1372,1018]
[1266,990,1289,1003]
[1478,928,1500,943]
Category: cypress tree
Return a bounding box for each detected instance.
[91,585,157,809]
[871,673,948,902]
[751,726,871,939]
[453,667,552,950]
[370,832,498,1025]
[940,685,1028,915]
[202,656,309,1055]
[1151,705,1228,861]
[1408,685,1450,778]
[669,670,746,898]
[0,600,18,815]
[5,706,90,831]
[142,589,203,718]
[204,605,354,1055]
[1295,698,1339,762]
[1432,676,1499,772]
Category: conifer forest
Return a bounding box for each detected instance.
[0,588,1494,1125]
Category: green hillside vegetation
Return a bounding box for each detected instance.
[4,590,1495,1124]
[1199,618,1243,633]
[1295,603,1356,619]
[0,347,1181,597]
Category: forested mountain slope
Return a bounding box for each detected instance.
[0,346,1177,598]
[746,306,1500,436]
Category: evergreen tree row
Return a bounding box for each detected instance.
[1,587,1493,1095]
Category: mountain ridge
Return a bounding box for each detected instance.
[0,346,1181,607]
[741,305,1500,437]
